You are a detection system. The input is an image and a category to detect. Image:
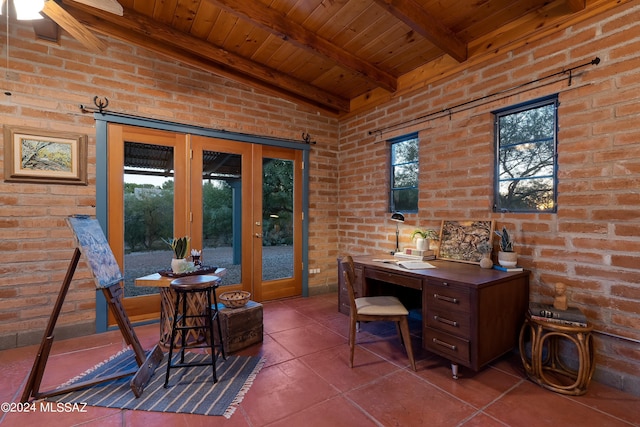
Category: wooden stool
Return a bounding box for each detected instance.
[519,314,595,395]
[164,275,226,388]
[159,286,208,347]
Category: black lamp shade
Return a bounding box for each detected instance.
[390,212,405,222]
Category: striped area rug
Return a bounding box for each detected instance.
[50,349,265,418]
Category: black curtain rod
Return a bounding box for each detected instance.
[369,57,601,137]
[79,97,314,147]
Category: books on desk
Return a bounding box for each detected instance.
[493,265,523,272]
[396,260,436,270]
[528,302,588,327]
[394,249,435,261]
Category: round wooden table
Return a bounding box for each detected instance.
[134,269,226,348]
[519,314,594,395]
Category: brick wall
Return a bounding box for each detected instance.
[1,1,639,396]
[0,23,338,348]
[338,2,640,395]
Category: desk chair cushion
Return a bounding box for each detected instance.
[355,296,409,316]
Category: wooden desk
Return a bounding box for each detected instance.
[338,256,529,378]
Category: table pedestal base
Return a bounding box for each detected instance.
[160,288,206,347]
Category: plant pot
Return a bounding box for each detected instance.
[415,238,428,251]
[498,251,518,267]
[171,258,188,273]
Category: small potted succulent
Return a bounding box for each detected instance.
[163,236,193,273]
[410,228,439,251]
[494,226,517,267]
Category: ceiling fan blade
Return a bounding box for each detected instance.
[42,0,106,52]
[66,0,123,16]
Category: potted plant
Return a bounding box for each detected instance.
[494,226,518,267]
[410,229,439,251]
[163,236,192,273]
[477,241,493,269]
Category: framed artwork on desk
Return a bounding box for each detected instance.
[438,219,494,264]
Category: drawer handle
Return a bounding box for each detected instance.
[434,315,458,327]
[433,293,459,304]
[432,338,457,351]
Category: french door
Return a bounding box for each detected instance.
[107,124,302,325]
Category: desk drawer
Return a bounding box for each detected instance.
[426,306,471,337]
[425,283,470,312]
[366,269,422,290]
[424,327,470,364]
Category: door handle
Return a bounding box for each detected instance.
[255,233,263,238]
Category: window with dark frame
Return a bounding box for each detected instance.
[494,95,558,213]
[390,134,419,213]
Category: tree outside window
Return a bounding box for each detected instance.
[390,135,419,213]
[494,95,558,213]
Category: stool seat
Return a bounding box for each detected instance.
[171,275,220,291]
[164,275,226,388]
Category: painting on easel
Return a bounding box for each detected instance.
[21,215,163,403]
[67,215,123,288]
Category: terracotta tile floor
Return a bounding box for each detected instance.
[1,293,639,426]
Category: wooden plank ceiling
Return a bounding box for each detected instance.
[51,0,619,115]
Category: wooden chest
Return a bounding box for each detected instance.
[214,300,263,353]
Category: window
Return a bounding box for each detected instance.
[494,95,558,213]
[390,134,419,213]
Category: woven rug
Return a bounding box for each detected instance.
[49,349,265,418]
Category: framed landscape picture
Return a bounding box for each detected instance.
[4,125,87,185]
[438,220,494,264]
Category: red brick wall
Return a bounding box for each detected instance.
[0,23,338,347]
[1,1,639,396]
[338,2,640,394]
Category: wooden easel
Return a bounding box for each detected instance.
[21,216,163,402]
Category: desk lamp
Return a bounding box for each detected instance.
[390,212,405,254]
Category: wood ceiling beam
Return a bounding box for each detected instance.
[372,0,467,63]
[61,2,349,113]
[42,0,106,52]
[565,0,586,12]
[68,0,123,16]
[349,0,621,116]
[205,0,397,93]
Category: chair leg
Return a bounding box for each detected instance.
[398,317,416,371]
[349,315,357,368]
[205,289,218,383]
[211,291,226,360]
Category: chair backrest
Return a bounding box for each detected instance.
[341,256,358,314]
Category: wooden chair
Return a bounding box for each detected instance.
[341,256,416,371]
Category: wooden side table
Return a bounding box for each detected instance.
[134,269,226,347]
[519,314,595,395]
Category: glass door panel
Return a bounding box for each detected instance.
[255,146,302,301]
[123,141,174,298]
[107,124,187,325]
[262,157,294,282]
[201,150,242,287]
[190,136,252,294]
